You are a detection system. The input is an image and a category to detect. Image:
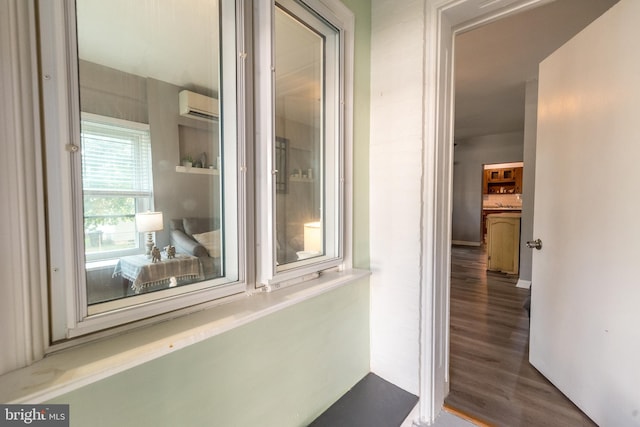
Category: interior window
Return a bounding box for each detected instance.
[41,0,350,340]
[74,0,232,310]
[272,0,341,274]
[254,0,344,287]
[68,0,240,322]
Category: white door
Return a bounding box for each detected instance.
[530,1,640,425]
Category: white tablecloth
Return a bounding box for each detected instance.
[113,254,203,293]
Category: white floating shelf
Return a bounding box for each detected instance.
[289,176,315,182]
[175,166,220,175]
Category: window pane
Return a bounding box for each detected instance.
[81,116,153,263]
[76,0,231,307]
[275,5,324,267]
[81,120,152,193]
[84,196,136,255]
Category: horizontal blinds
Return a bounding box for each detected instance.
[81,119,152,196]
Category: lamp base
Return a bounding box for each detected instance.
[145,232,155,258]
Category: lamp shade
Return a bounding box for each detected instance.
[135,211,164,233]
[303,221,322,253]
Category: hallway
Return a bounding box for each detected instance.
[445,245,595,426]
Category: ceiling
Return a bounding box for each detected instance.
[77,0,220,97]
[77,0,620,139]
[77,0,323,126]
[454,0,619,140]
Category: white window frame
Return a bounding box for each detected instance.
[254,0,353,290]
[41,0,245,342]
[38,0,353,345]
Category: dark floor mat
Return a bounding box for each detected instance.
[309,373,418,427]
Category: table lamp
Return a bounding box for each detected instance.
[303,221,322,253]
[135,211,164,257]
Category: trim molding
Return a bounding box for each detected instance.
[516,279,532,289]
[443,404,492,427]
[0,0,47,375]
[420,0,549,424]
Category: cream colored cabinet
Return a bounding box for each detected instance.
[486,213,521,274]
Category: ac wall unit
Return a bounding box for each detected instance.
[179,90,219,121]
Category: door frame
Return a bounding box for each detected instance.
[419,0,549,424]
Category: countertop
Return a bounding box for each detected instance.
[483,206,522,211]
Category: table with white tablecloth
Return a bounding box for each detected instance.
[112,253,203,293]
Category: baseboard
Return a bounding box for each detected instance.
[451,240,482,247]
[516,279,531,289]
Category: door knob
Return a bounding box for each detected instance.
[526,239,542,250]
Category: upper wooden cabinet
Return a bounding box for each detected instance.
[483,166,523,194]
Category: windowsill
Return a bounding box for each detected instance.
[85,258,119,271]
[0,268,370,404]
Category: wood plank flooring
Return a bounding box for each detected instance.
[445,245,596,427]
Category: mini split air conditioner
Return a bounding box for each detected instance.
[179,90,219,121]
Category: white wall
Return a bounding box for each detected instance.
[518,79,538,283]
[369,0,425,395]
[451,132,523,244]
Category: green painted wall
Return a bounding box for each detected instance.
[48,279,369,427]
[47,1,371,426]
[343,0,371,270]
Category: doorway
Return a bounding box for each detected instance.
[418,0,620,423]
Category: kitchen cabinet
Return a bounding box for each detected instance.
[483,166,523,194]
[486,213,521,275]
[482,208,521,242]
[488,168,514,181]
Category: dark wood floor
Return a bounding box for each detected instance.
[445,245,596,427]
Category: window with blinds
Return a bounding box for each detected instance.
[80,114,153,261]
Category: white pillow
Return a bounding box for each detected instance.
[191,229,221,258]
